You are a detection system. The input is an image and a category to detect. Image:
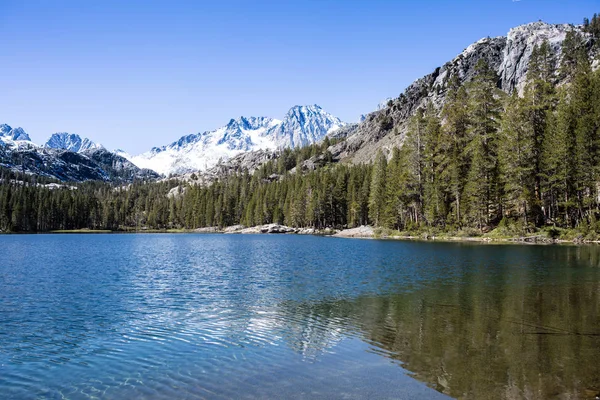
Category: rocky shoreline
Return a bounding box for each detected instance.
[195,224,337,235]
[193,224,599,245]
[194,224,376,237]
[7,225,594,245]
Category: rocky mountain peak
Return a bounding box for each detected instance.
[268,104,345,148]
[44,132,103,153]
[0,124,31,141]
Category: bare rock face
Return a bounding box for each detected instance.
[211,149,279,176]
[83,148,160,182]
[334,22,596,165]
[499,22,577,94]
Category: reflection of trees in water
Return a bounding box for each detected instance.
[280,246,600,399]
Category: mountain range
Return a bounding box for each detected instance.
[117,105,345,175]
[0,125,158,182]
[1,21,598,183]
[0,104,345,180]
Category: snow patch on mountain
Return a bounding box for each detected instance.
[44,132,103,153]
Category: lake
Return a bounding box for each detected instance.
[0,234,599,399]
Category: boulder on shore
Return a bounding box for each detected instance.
[223,225,245,233]
[260,224,296,234]
[333,226,374,238]
[194,226,220,233]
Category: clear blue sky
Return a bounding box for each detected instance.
[0,0,597,153]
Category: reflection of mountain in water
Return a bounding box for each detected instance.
[278,246,600,399]
[277,302,347,361]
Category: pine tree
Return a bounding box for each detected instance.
[368,151,387,226]
[523,41,555,225]
[440,76,470,227]
[542,89,577,226]
[422,102,445,226]
[403,108,427,225]
[463,59,503,230]
[499,92,535,225]
[382,148,405,230]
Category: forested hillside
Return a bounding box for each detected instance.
[2,18,600,238]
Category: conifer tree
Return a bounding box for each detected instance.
[440,76,470,227]
[499,92,535,225]
[368,151,387,226]
[463,59,502,229]
[403,108,427,225]
[422,102,445,226]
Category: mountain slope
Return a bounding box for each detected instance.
[123,104,345,175]
[331,22,598,164]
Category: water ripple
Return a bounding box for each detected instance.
[4,234,595,399]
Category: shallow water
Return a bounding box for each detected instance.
[0,234,599,399]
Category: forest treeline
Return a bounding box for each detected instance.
[2,25,600,238]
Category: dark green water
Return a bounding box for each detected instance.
[0,234,599,399]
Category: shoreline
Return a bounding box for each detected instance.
[183,224,600,245]
[3,224,599,245]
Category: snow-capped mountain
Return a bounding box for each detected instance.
[123,104,345,176]
[0,125,158,182]
[268,105,344,148]
[0,124,31,143]
[44,132,103,153]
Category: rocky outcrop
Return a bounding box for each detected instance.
[209,149,279,176]
[193,226,221,233]
[234,224,298,234]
